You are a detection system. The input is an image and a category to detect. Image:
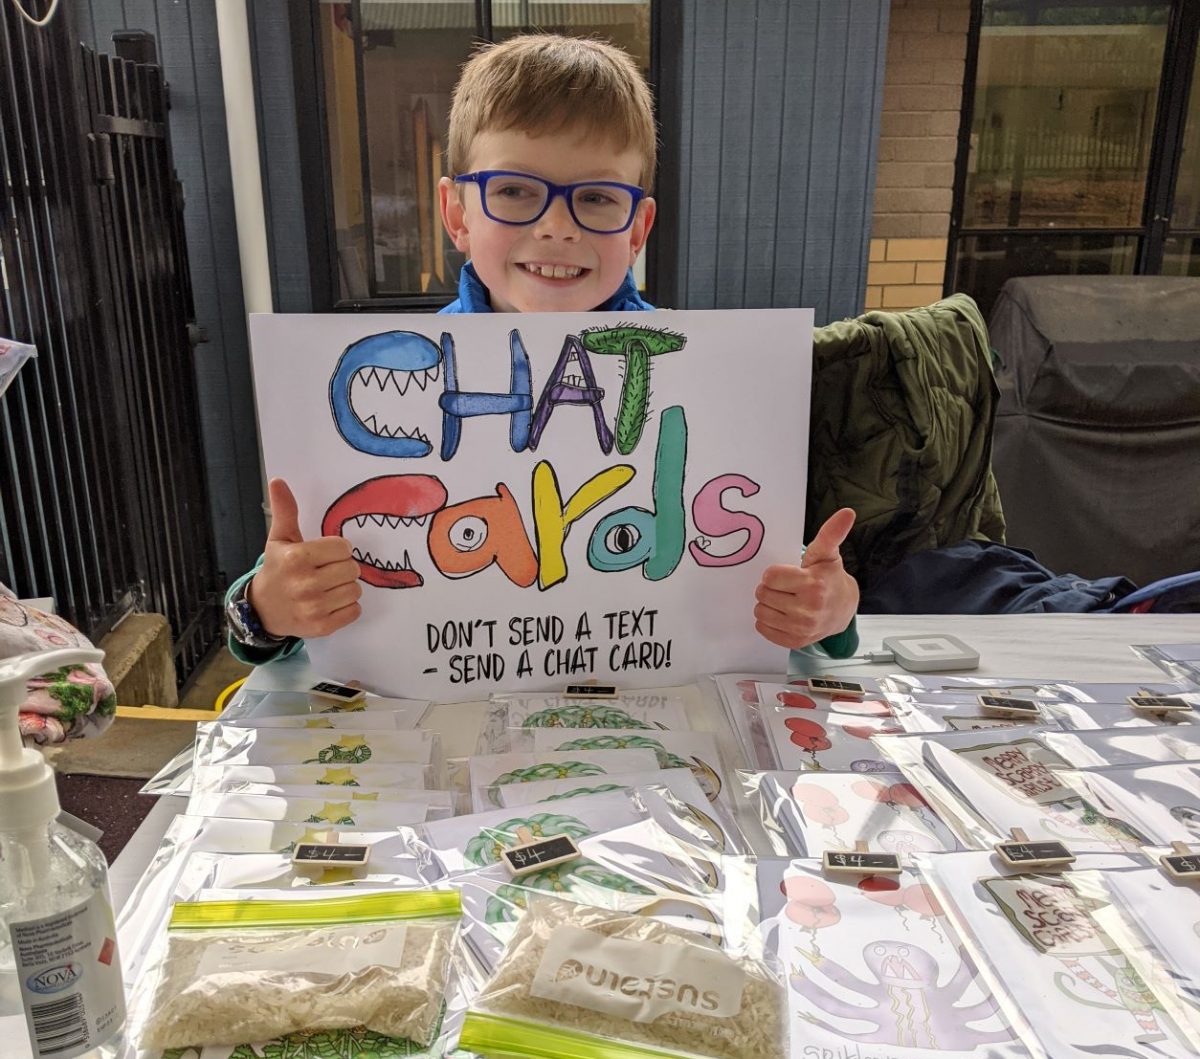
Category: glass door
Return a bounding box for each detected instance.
[949,0,1198,314]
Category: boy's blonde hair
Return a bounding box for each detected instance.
[448,34,657,192]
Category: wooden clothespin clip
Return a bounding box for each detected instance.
[308,679,366,706]
[1160,841,1200,883]
[562,679,619,699]
[994,827,1075,870]
[805,677,867,699]
[823,840,902,875]
[977,694,1041,719]
[501,825,581,878]
[1127,692,1193,718]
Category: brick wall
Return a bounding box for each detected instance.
[867,0,971,311]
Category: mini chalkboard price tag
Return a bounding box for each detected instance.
[978,694,1042,718]
[823,841,902,875]
[308,680,366,705]
[501,827,582,878]
[994,828,1075,870]
[1128,693,1193,715]
[807,677,866,698]
[1160,842,1200,883]
[562,681,619,699]
[291,842,371,868]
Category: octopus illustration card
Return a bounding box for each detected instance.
[879,730,1148,852]
[761,706,906,772]
[754,859,1025,1057]
[467,748,660,810]
[528,727,728,806]
[750,771,963,858]
[1039,726,1200,768]
[929,852,1200,1059]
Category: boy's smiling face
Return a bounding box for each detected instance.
[439,126,655,313]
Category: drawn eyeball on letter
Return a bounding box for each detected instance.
[448,516,488,552]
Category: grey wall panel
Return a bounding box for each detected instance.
[80,0,264,586]
[663,0,890,323]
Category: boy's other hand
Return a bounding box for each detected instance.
[753,508,860,649]
[247,478,363,639]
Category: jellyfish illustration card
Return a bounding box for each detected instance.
[878,729,1148,852]
[749,858,1026,1058]
[761,706,906,772]
[527,727,728,805]
[1069,762,1200,845]
[927,851,1200,1059]
[747,770,963,858]
[467,748,661,810]
[1039,725,1200,768]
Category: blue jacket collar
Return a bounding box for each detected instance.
[439,262,655,314]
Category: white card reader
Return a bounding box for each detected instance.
[880,634,979,673]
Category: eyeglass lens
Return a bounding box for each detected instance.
[483,174,634,232]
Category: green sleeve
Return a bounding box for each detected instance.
[225,556,305,666]
[786,615,859,673]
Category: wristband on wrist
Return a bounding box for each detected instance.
[226,579,289,650]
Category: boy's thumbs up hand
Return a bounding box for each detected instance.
[247,478,364,639]
[753,507,860,650]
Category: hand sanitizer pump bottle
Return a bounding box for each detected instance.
[0,649,126,1059]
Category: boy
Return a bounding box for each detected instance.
[226,34,859,669]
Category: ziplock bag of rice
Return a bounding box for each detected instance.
[134,889,460,1049]
[459,895,785,1059]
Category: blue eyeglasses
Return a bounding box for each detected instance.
[454,170,645,234]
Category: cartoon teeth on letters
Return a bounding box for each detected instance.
[329,330,445,458]
[322,474,448,589]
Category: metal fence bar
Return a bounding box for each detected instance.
[0,5,221,684]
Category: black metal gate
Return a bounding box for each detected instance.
[0,2,221,685]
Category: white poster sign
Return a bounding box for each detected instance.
[249,309,811,700]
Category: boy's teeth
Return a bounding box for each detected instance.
[526,263,581,279]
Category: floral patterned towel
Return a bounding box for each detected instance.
[0,583,117,745]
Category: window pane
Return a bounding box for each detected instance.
[493,2,651,70]
[954,232,1138,317]
[963,1,1170,230]
[321,2,476,300]
[1169,52,1200,231]
[1162,235,1200,277]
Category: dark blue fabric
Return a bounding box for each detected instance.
[1111,571,1200,614]
[860,540,1138,614]
[438,262,656,314]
